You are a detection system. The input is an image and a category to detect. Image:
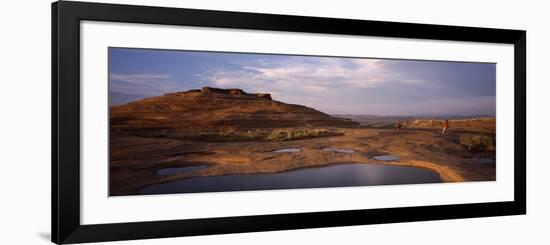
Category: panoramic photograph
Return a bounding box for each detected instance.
[108,47,496,196]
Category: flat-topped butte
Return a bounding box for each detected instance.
[110,87,359,134]
[169,87,273,100]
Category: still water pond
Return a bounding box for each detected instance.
[322,147,354,153]
[467,158,495,164]
[140,163,442,195]
[373,155,400,161]
[156,165,208,176]
[271,147,301,153]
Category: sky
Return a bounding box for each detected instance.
[109,47,496,116]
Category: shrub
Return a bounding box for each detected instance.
[266,130,288,141]
[173,128,338,142]
[265,128,331,141]
[459,135,495,152]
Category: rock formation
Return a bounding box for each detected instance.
[110,87,358,134]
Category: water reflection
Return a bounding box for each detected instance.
[272,147,301,153]
[156,165,208,176]
[141,163,442,195]
[322,148,354,153]
[467,158,495,164]
[373,155,400,161]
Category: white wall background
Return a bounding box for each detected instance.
[0,0,547,244]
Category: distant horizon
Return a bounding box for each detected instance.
[109,47,496,116]
[331,114,496,118]
[110,88,495,118]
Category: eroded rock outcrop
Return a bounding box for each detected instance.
[110,87,358,133]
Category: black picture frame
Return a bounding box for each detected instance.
[52,1,526,244]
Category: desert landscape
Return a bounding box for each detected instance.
[108,47,497,196]
[109,87,496,196]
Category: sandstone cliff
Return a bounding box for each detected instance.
[110,87,358,134]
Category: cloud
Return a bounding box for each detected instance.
[109,73,180,104]
[199,58,426,94]
[109,73,172,83]
[108,48,495,115]
[194,57,432,112]
[408,96,496,116]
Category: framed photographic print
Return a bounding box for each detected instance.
[52,1,526,244]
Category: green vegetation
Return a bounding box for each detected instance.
[218,129,265,141]
[265,129,336,141]
[459,135,495,152]
[158,128,341,142]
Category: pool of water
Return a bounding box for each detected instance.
[156,165,208,176]
[272,147,301,153]
[373,155,400,161]
[140,163,442,195]
[467,158,495,164]
[322,147,354,153]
